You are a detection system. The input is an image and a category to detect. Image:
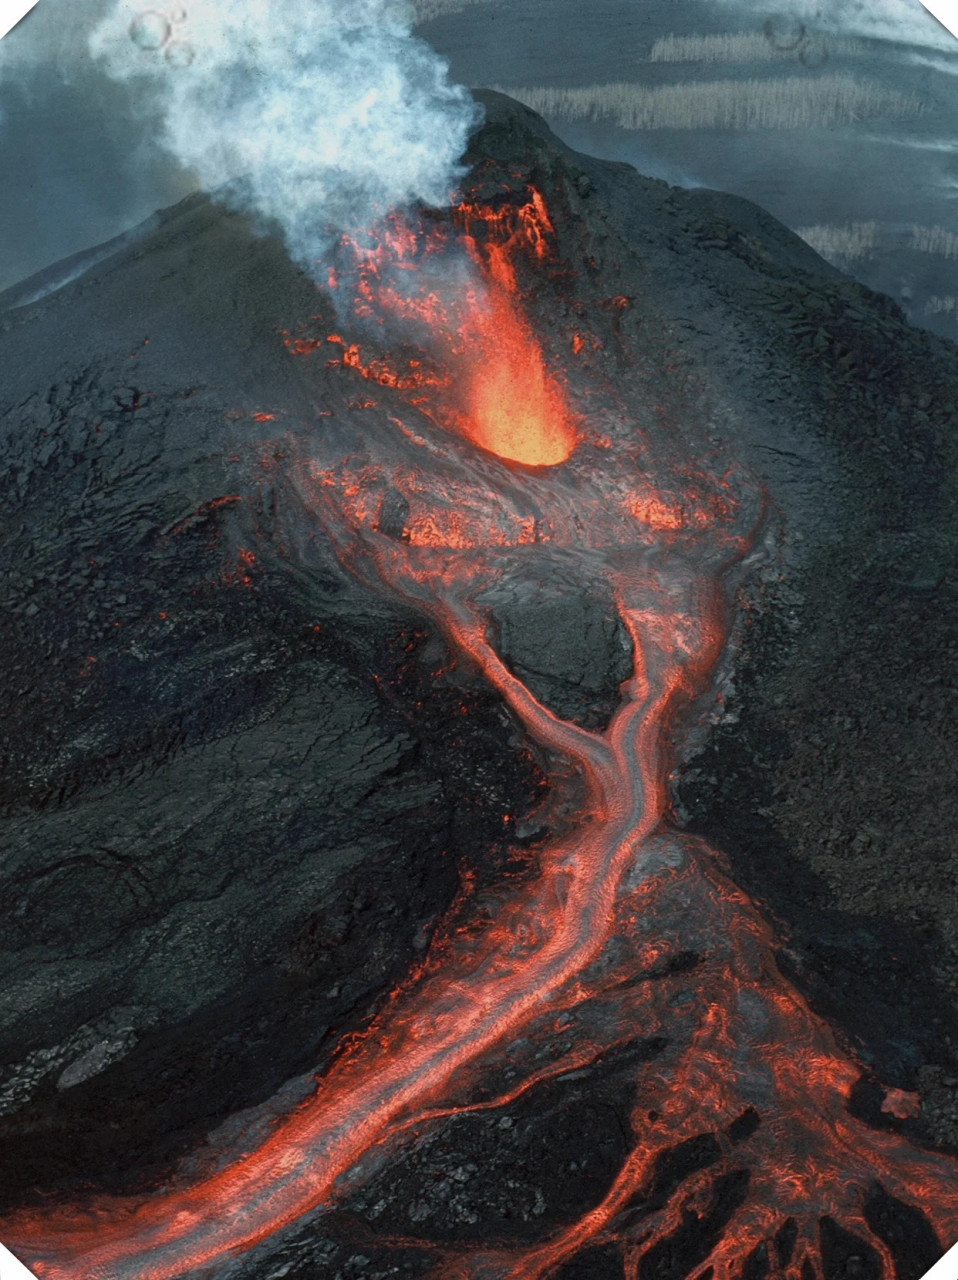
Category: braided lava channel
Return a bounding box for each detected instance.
[4,191,957,1280]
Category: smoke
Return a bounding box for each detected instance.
[86,0,481,272]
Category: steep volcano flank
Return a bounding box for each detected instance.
[2,94,958,1280]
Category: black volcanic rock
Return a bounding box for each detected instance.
[1,88,958,1277]
[479,562,634,728]
[0,187,542,1204]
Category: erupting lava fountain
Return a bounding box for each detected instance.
[5,182,958,1280]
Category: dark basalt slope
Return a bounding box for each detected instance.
[0,90,957,1272]
[0,185,545,1205]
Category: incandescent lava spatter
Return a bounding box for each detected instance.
[2,93,958,1280]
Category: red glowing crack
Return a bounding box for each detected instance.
[6,189,957,1280]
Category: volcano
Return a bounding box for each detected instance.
[0,92,957,1280]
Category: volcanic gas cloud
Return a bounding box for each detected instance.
[5,182,958,1280]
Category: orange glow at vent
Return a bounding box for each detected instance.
[447,192,576,465]
[300,192,578,467]
[452,283,574,465]
[8,185,958,1280]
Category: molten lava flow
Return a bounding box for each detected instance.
[294,195,578,467]
[7,516,957,1279]
[5,187,958,1280]
[448,274,574,466]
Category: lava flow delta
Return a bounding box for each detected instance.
[4,166,958,1280]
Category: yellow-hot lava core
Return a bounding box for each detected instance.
[453,280,575,465]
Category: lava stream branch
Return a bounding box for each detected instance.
[3,570,698,1280]
[442,601,615,783]
[425,833,958,1280]
[6,181,958,1280]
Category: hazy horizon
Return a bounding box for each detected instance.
[1,0,957,337]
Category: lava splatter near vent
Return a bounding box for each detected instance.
[292,190,578,468]
[4,178,957,1280]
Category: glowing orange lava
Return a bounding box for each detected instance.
[5,187,958,1280]
[451,276,574,465]
[295,193,578,467]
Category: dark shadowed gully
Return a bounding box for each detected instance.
[0,92,956,1280]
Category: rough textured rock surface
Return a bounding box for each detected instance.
[0,188,544,1206]
[478,561,634,728]
[1,89,958,1275]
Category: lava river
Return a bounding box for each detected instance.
[4,189,958,1280]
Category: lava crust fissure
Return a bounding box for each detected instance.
[0,91,957,1280]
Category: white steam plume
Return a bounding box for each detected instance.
[87,0,481,270]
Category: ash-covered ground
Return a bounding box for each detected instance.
[1,93,957,1277]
